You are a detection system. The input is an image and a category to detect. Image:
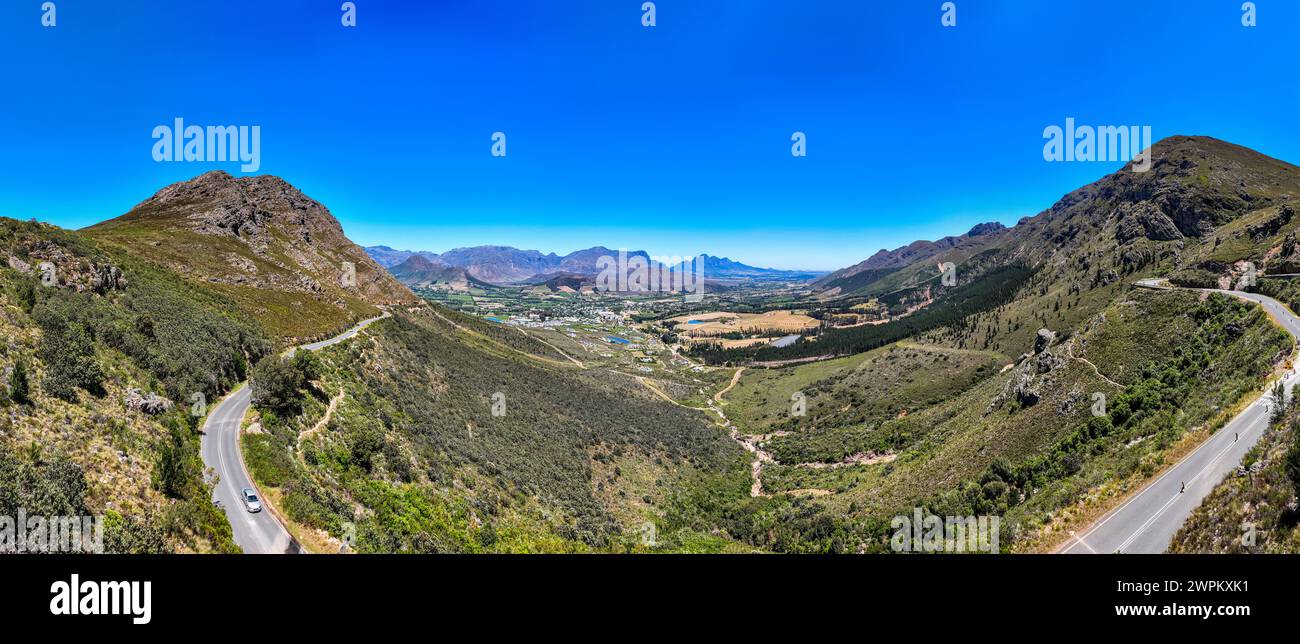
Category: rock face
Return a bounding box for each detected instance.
[85,171,418,309]
[991,329,1066,411]
[1115,201,1184,242]
[1247,203,1293,242]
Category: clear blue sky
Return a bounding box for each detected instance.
[1,1,1297,271]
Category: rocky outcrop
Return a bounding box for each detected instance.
[991,329,1066,412]
[124,388,173,415]
[1116,202,1184,242]
[1034,328,1057,353]
[8,240,127,294]
[1247,203,1294,242]
[85,170,418,308]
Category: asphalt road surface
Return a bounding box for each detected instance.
[1059,280,1299,554]
[199,312,389,554]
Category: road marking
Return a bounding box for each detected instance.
[1066,533,1097,553]
[1116,425,1254,551]
[204,313,388,554]
[1063,283,1296,553]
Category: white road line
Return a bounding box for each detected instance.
[1061,282,1300,554]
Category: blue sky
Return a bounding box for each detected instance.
[1,1,1298,271]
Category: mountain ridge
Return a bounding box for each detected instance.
[366,243,821,284]
[84,170,417,338]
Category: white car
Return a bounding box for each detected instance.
[241,488,262,513]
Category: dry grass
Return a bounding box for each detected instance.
[669,310,818,338]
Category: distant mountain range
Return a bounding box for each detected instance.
[366,244,823,285]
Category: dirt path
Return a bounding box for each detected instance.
[632,370,875,497]
[1067,340,1124,389]
[713,367,745,403]
[298,387,343,449]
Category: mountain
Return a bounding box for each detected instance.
[814,136,1300,301]
[813,221,1007,294]
[366,245,439,268]
[7,136,1300,557]
[1,174,748,555]
[554,246,650,275]
[690,135,1300,554]
[388,254,491,290]
[434,246,563,282]
[85,171,418,338]
[366,244,818,285]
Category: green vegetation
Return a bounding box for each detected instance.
[726,343,1004,463]
[8,358,29,404]
[693,264,1034,364]
[1172,377,1300,553]
[0,217,253,552]
[250,355,308,415]
[242,307,749,552]
[681,290,1289,553]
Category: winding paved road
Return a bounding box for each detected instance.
[1058,279,1299,554]
[200,312,389,554]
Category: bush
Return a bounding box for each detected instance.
[153,419,194,499]
[8,359,29,404]
[34,308,104,401]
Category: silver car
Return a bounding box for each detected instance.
[241,488,262,513]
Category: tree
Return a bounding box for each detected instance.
[1273,381,1289,426]
[291,350,323,383]
[154,420,191,498]
[8,359,29,404]
[250,355,304,414]
[1286,438,1300,503]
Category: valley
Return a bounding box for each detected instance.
[5,135,1300,555]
